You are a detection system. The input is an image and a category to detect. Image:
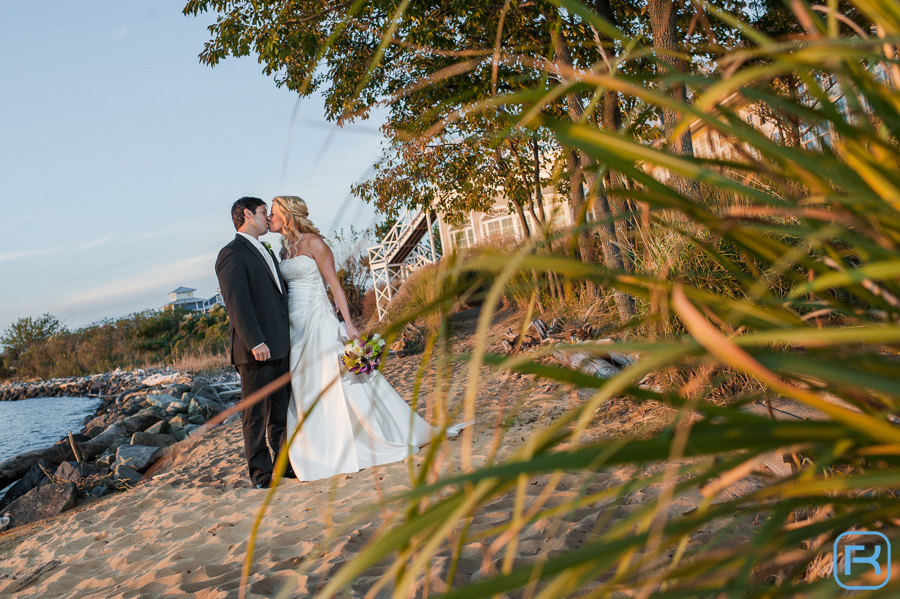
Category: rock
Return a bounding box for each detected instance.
[131,406,167,421]
[4,482,77,528]
[192,382,220,402]
[165,401,188,414]
[88,485,109,497]
[54,461,105,482]
[146,394,178,409]
[168,415,190,428]
[84,426,106,439]
[183,424,201,436]
[113,465,142,486]
[130,432,176,448]
[188,414,207,426]
[141,373,180,386]
[84,415,108,430]
[124,394,146,407]
[0,516,9,532]
[113,445,161,472]
[145,420,171,435]
[168,428,188,442]
[189,397,225,420]
[0,458,54,511]
[95,453,116,469]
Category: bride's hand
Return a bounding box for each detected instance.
[345,321,362,341]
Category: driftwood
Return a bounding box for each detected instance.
[0,415,159,490]
[499,318,645,383]
[552,350,621,379]
[67,431,84,463]
[501,318,612,355]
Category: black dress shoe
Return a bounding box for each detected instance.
[283,468,298,479]
[254,480,272,489]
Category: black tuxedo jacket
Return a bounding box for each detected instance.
[215,235,290,365]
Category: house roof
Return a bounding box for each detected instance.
[170,287,196,294]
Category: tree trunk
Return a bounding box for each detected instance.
[553,30,634,321]
[566,148,598,298]
[648,0,701,201]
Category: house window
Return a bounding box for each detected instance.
[800,125,820,151]
[835,95,851,121]
[548,205,569,230]
[450,228,475,251]
[482,215,517,239]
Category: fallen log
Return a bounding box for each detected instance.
[0,414,159,490]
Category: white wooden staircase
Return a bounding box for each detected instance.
[367,207,440,321]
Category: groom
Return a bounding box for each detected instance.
[215,197,293,489]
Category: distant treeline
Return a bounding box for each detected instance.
[0,307,229,380]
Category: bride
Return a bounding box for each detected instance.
[268,195,471,482]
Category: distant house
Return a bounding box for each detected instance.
[161,287,225,313]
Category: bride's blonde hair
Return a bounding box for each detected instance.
[272,195,322,258]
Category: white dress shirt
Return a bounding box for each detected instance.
[237,232,282,294]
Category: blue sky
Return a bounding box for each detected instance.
[0,2,386,334]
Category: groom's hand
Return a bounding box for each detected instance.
[252,343,272,361]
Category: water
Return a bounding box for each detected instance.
[0,396,101,464]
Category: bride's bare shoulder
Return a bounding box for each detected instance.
[304,234,330,254]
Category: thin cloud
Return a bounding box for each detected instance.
[78,235,115,250]
[63,252,218,313]
[0,247,64,263]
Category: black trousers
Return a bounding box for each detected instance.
[235,356,290,485]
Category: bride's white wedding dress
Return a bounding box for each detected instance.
[281,254,471,482]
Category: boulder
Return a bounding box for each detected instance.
[84,425,106,439]
[113,465,143,486]
[168,428,188,442]
[188,414,207,426]
[4,482,77,528]
[165,401,188,414]
[145,420,171,435]
[113,445,161,472]
[170,383,191,396]
[83,415,108,431]
[0,458,54,511]
[131,406,167,421]
[192,382,220,402]
[54,461,105,482]
[146,394,178,409]
[168,415,190,428]
[88,485,110,497]
[189,397,225,420]
[130,432,176,448]
[95,453,116,469]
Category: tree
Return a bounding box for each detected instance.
[0,314,65,373]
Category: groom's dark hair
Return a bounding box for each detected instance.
[231,197,266,230]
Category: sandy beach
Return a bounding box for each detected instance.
[0,307,756,598]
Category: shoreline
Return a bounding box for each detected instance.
[0,368,239,535]
[0,308,765,598]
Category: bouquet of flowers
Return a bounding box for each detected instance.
[341,333,385,375]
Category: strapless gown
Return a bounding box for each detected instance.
[280,255,471,482]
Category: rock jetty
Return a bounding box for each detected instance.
[0,368,240,533]
[0,368,150,402]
